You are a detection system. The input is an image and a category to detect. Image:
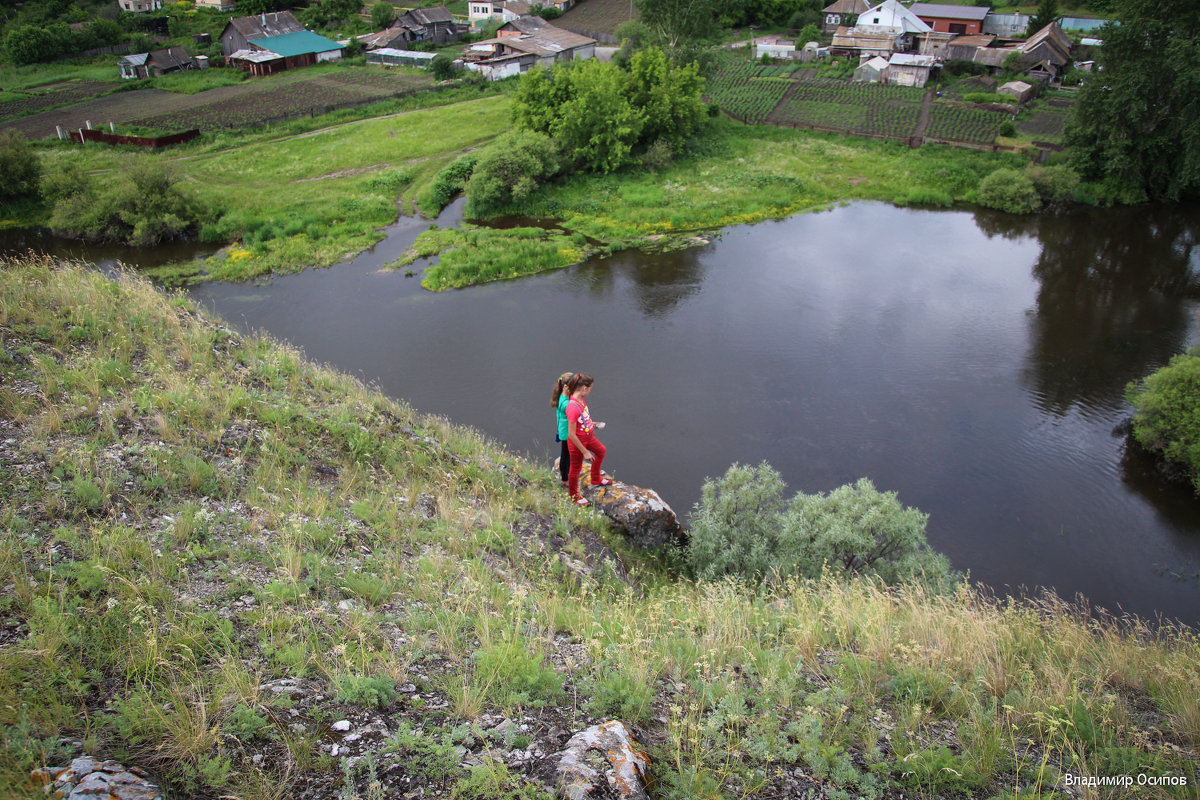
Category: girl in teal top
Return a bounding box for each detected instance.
[552,372,572,485]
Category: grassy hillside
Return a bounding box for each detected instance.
[2,257,1199,800]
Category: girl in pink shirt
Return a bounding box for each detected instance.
[564,373,610,505]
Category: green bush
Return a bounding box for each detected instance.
[430,53,457,81]
[976,167,1041,214]
[43,160,211,246]
[465,131,561,217]
[685,463,951,586]
[423,154,477,213]
[0,130,41,203]
[1025,164,1079,205]
[999,120,1017,137]
[1126,346,1200,493]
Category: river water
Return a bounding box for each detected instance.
[5,200,1200,626]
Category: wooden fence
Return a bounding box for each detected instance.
[69,128,200,148]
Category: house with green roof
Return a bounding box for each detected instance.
[228,30,344,76]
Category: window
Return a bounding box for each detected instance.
[949,22,967,34]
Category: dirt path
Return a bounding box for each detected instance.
[913,88,934,142]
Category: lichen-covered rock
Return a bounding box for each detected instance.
[582,480,683,550]
[536,720,651,800]
[33,756,163,800]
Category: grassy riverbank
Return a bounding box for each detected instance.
[2,256,1198,799]
[25,93,1025,288]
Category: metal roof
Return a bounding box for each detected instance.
[248,30,344,57]
[909,3,990,21]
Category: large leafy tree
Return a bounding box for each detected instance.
[634,0,721,58]
[1064,0,1200,201]
[512,48,706,174]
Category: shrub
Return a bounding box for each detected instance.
[465,131,561,217]
[423,154,478,212]
[0,130,41,203]
[473,637,564,708]
[1126,346,1200,493]
[1025,164,1079,205]
[999,119,1017,137]
[686,463,951,586]
[43,160,211,246]
[430,53,457,81]
[976,167,1041,214]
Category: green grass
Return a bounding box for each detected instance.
[393,225,589,290]
[1,256,1198,799]
[0,59,119,91]
[36,93,512,283]
[125,69,249,95]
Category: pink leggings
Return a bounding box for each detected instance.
[567,431,606,498]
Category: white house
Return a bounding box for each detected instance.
[467,0,530,30]
[855,0,932,34]
[887,52,935,86]
[118,0,163,11]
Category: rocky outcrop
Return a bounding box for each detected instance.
[536,720,651,800]
[555,461,685,550]
[31,757,163,800]
[582,479,683,550]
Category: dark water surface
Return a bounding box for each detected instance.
[7,201,1200,625]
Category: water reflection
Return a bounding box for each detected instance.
[978,207,1200,418]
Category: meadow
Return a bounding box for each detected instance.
[1,256,1197,799]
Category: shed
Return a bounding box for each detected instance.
[854,54,889,82]
[887,52,935,86]
[998,79,1034,102]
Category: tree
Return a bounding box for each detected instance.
[3,22,71,65]
[0,130,40,203]
[634,0,721,59]
[370,1,395,29]
[511,49,707,173]
[235,0,290,14]
[625,47,706,150]
[1064,0,1200,201]
[1027,0,1059,34]
[685,463,952,586]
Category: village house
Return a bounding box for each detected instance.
[909,3,989,35]
[118,46,192,79]
[359,7,463,50]
[227,30,344,76]
[194,0,236,10]
[396,7,464,45]
[831,0,930,60]
[821,0,870,32]
[467,0,531,31]
[462,18,595,80]
[118,0,162,11]
[952,22,1072,82]
[220,11,305,58]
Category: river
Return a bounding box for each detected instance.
[5,200,1199,626]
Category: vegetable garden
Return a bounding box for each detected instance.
[925,102,1007,145]
[705,61,1013,148]
[0,79,118,123]
[129,70,436,133]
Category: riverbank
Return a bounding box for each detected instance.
[2,255,1197,799]
[26,97,1026,289]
